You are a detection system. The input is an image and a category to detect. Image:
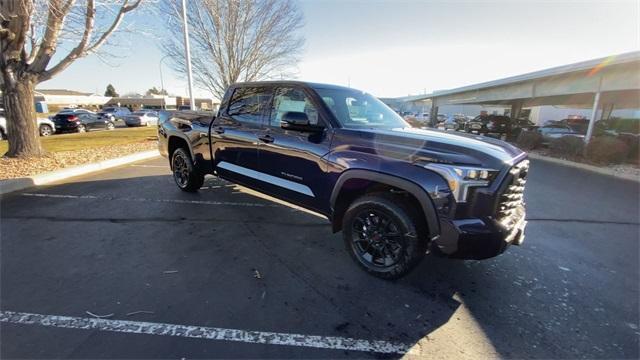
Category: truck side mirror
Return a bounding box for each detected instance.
[281,111,324,133]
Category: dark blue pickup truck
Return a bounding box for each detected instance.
[158,81,528,279]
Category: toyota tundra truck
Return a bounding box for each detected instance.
[158,81,528,279]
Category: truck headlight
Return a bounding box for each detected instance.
[424,164,498,202]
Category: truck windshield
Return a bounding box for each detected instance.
[315,88,409,129]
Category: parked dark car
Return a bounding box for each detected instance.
[543,118,590,134]
[98,106,131,121]
[53,113,116,133]
[158,81,528,279]
[465,114,512,135]
[536,124,584,144]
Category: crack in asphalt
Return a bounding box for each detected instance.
[1,215,328,227]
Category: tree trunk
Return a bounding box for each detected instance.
[2,76,44,158]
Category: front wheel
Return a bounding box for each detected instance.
[39,124,53,137]
[171,148,204,192]
[342,194,427,280]
[106,122,115,130]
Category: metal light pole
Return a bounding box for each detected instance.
[585,76,603,144]
[159,54,172,110]
[181,0,196,111]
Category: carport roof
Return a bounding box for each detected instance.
[403,51,640,102]
[35,89,95,96]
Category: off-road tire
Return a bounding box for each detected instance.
[342,193,427,280]
[171,147,204,192]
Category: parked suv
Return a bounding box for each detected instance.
[98,106,131,121]
[158,81,528,279]
[0,108,56,139]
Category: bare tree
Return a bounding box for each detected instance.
[0,0,143,158]
[160,0,304,100]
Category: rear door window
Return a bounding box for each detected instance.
[227,87,272,125]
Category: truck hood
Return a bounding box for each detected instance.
[333,127,526,169]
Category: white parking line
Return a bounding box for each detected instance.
[21,193,277,208]
[21,193,99,199]
[0,310,417,355]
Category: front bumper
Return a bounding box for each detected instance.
[431,212,526,260]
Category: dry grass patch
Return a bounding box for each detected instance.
[1,127,159,179]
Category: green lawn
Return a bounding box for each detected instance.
[0,126,158,154]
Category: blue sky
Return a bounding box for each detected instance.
[40,0,639,99]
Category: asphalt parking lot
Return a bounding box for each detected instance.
[1,157,638,358]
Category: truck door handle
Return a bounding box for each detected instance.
[213,126,225,134]
[258,134,274,143]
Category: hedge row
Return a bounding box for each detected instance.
[516,130,639,165]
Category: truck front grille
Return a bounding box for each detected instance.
[496,160,528,227]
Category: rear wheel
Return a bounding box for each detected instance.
[77,124,86,133]
[171,148,204,192]
[342,194,427,280]
[106,122,115,130]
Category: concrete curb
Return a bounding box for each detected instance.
[0,150,160,195]
[528,152,640,183]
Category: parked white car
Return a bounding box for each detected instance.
[0,108,56,139]
[124,111,159,127]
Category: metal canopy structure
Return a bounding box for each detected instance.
[405,51,640,142]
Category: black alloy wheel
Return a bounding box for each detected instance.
[342,194,427,279]
[171,148,204,192]
[351,210,403,268]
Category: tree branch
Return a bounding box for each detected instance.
[84,0,142,54]
[26,23,39,64]
[29,0,75,73]
[38,0,95,82]
[38,0,143,82]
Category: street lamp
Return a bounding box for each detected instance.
[159,54,172,110]
[181,0,196,111]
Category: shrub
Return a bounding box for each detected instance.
[585,136,630,164]
[404,116,421,128]
[516,130,543,150]
[617,133,640,164]
[549,136,584,159]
